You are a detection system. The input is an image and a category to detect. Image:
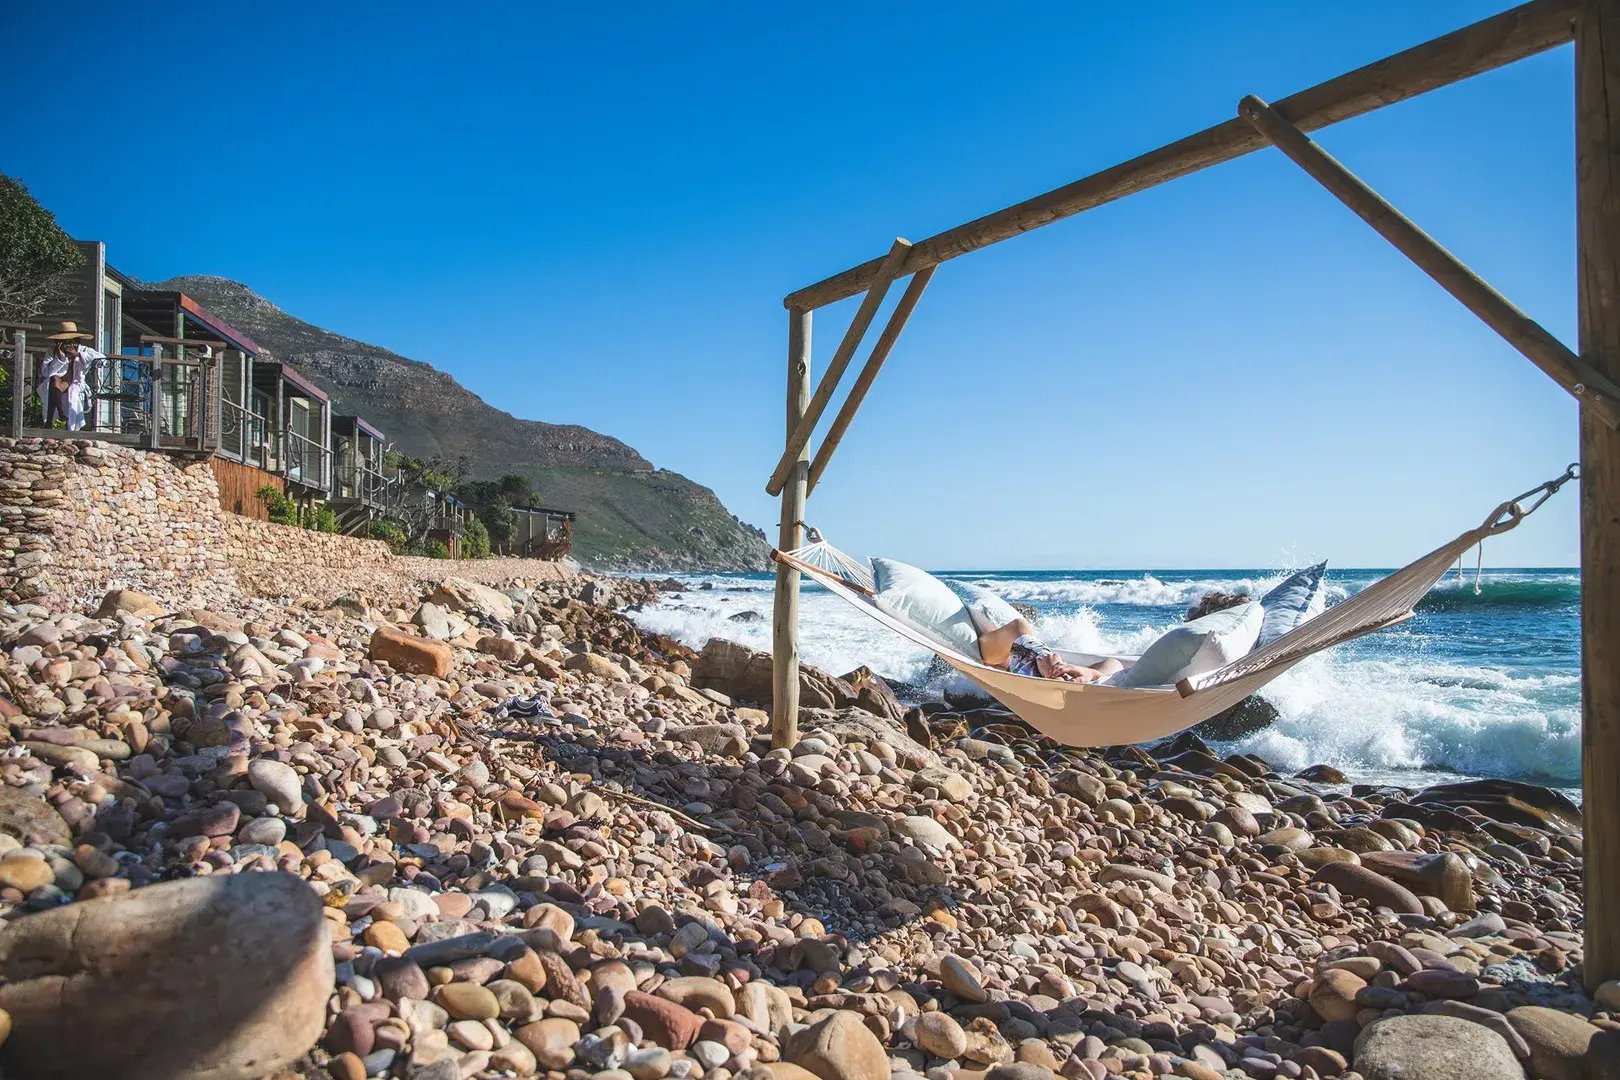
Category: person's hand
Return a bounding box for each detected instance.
[1038,654,1096,682]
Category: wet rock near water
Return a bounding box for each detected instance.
[0,571,1601,1080]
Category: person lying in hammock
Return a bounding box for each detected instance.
[978,590,1253,683]
[977,617,1125,683]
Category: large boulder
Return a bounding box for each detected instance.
[786,1010,889,1080]
[0,872,333,1079]
[1411,778,1583,835]
[1311,861,1425,915]
[692,639,855,711]
[1506,1006,1603,1080]
[370,626,453,678]
[94,588,166,619]
[1353,1014,1523,1080]
[1360,850,1474,911]
[428,577,517,621]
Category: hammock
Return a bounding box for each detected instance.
[773,467,1577,747]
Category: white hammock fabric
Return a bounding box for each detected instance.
[775,487,1557,748]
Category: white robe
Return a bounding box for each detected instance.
[65,347,103,432]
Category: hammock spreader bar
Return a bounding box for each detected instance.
[772,466,1577,747]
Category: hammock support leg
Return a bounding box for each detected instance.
[1579,0,1620,992]
[772,308,813,749]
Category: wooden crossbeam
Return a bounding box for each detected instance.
[783,0,1577,312]
[807,268,936,494]
[765,239,911,495]
[1241,93,1620,429]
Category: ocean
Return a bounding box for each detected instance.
[626,566,1582,797]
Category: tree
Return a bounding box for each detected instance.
[498,473,534,506]
[484,498,518,553]
[0,175,85,323]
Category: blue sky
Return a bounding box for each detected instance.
[9,1,1584,568]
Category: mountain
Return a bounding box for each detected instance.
[152,275,771,571]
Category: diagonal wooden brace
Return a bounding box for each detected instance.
[807,267,936,494]
[1242,92,1620,429]
[766,239,912,495]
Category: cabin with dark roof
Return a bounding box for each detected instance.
[330,413,399,532]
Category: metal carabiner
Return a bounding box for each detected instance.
[1513,462,1580,518]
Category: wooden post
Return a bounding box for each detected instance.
[9,330,25,437]
[808,267,936,493]
[1242,94,1620,427]
[146,345,163,450]
[771,308,812,749]
[1578,0,1620,992]
[766,239,912,496]
[275,376,285,474]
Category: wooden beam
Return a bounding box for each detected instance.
[784,0,1577,311]
[807,267,936,494]
[771,308,813,749]
[139,335,231,350]
[766,239,911,495]
[1241,93,1620,428]
[1578,0,1620,991]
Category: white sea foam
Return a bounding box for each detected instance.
[957,573,1351,610]
[1230,653,1581,784]
[629,569,1580,786]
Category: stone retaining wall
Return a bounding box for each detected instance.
[221,514,393,599]
[0,437,238,608]
[0,439,575,610]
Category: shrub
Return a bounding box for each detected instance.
[463,516,491,559]
[369,519,407,552]
[308,503,339,534]
[424,539,450,559]
[255,485,298,526]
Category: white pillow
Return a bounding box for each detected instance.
[956,582,1023,636]
[871,558,982,659]
[1118,601,1263,688]
[1257,562,1328,646]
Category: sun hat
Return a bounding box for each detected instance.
[47,321,91,341]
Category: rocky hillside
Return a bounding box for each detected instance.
[151,275,770,571]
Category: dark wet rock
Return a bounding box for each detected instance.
[1412,778,1582,835]
[1192,695,1279,741]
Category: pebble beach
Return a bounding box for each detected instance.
[0,566,1611,1080]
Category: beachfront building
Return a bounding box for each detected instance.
[412,488,468,559]
[1,239,370,521]
[511,504,575,558]
[330,414,400,534]
[249,360,331,499]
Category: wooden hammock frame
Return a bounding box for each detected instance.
[765,0,1620,990]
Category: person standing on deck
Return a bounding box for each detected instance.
[62,338,104,432]
[40,322,88,427]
